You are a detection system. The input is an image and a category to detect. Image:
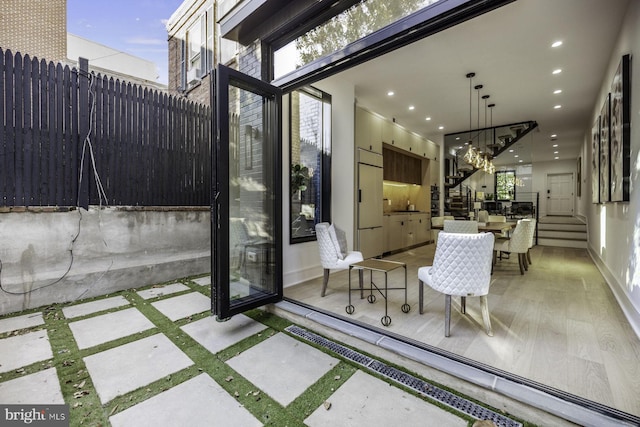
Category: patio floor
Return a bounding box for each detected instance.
[0,275,527,426]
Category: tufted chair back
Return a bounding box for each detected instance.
[477,210,489,223]
[426,232,494,297]
[443,220,478,234]
[487,215,506,223]
[315,222,340,269]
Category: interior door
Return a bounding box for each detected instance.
[213,64,283,320]
[547,173,573,215]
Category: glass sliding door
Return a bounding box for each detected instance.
[213,64,283,319]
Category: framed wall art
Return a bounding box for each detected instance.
[599,93,610,203]
[610,54,631,202]
[591,116,600,204]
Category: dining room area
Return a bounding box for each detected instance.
[283,224,640,420]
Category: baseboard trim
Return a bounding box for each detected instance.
[588,246,640,340]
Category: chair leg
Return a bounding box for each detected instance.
[527,249,532,265]
[518,254,525,275]
[480,295,493,337]
[444,295,452,337]
[321,269,330,297]
[359,269,364,299]
[419,280,424,314]
[460,296,466,314]
[523,252,529,271]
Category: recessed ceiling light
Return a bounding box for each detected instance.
[455,137,460,140]
[553,144,559,147]
[387,91,394,96]
[551,134,557,138]
[519,160,523,163]
[552,69,562,75]
[425,117,431,121]
[554,151,559,154]
[509,149,514,153]
[409,105,415,110]
[514,155,519,158]
[438,126,444,130]
[551,40,563,48]
[554,105,562,109]
[554,156,559,160]
[554,89,562,94]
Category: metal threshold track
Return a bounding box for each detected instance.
[275,299,640,427]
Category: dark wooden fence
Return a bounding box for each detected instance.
[0,48,211,208]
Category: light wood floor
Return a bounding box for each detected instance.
[285,243,640,417]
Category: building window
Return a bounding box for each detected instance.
[290,87,331,243]
[495,170,516,201]
[181,7,214,89]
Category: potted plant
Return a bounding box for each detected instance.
[291,164,309,197]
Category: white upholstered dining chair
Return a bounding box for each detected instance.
[495,219,534,275]
[443,219,478,233]
[315,222,364,297]
[418,231,495,337]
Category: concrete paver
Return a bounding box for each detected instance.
[180,314,267,355]
[83,333,193,404]
[151,292,210,321]
[304,370,467,426]
[0,368,64,404]
[62,295,129,319]
[69,307,155,349]
[109,373,262,427]
[0,312,44,334]
[137,283,190,300]
[227,332,338,406]
[191,276,211,286]
[0,330,52,374]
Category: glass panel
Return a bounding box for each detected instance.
[227,83,277,309]
[290,88,331,243]
[274,0,442,79]
[495,170,516,201]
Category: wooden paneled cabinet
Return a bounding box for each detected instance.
[355,107,383,153]
[383,147,422,184]
[383,213,431,253]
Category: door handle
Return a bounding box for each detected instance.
[358,189,362,203]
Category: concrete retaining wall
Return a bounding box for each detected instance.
[0,207,211,315]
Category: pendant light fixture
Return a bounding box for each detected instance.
[463,72,477,166]
[487,103,496,174]
[473,83,484,169]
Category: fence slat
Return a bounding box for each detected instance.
[39,58,49,205]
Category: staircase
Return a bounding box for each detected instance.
[537,216,587,248]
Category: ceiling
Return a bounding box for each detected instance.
[319,0,630,167]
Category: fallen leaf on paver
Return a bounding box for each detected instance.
[74,380,86,389]
[63,360,75,366]
[234,391,239,397]
[109,405,119,416]
[73,390,89,398]
[15,368,25,374]
[252,391,260,396]
[334,375,341,380]
[323,401,332,410]
[73,402,82,408]
[225,376,234,382]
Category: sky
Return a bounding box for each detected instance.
[67,0,185,84]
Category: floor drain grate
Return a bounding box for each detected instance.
[286,325,522,427]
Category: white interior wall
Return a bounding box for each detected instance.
[282,79,356,287]
[586,0,640,335]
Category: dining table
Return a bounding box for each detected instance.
[432,221,516,234]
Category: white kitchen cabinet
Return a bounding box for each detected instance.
[355,106,382,154]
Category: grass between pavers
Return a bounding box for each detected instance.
[0,276,538,427]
